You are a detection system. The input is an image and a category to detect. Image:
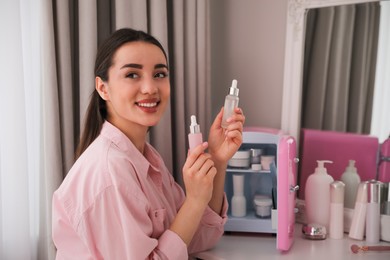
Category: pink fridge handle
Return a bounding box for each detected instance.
[378,137,390,182]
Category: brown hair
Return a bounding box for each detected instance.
[75,28,168,159]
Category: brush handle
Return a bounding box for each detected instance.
[367,245,390,252]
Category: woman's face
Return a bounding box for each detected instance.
[97,41,170,132]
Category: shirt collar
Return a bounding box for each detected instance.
[100,121,162,176]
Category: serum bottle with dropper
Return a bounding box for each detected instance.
[188,115,203,153]
[221,79,239,128]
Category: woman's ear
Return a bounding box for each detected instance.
[96,77,109,101]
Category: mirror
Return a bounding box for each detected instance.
[281,0,389,143]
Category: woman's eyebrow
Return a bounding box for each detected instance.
[120,63,142,69]
[155,64,168,70]
[120,63,168,70]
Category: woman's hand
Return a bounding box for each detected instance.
[208,107,245,164]
[182,142,217,207]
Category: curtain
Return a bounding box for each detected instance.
[371,1,390,143]
[301,3,380,134]
[0,0,211,259]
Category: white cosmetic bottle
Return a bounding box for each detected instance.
[329,181,345,239]
[349,182,368,240]
[221,79,239,128]
[231,174,246,217]
[366,180,381,244]
[305,160,334,229]
[340,160,361,209]
[188,115,203,153]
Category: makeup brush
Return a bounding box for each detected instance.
[351,244,390,254]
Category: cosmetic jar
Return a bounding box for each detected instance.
[261,155,275,171]
[228,150,251,168]
[253,195,272,218]
[302,223,327,240]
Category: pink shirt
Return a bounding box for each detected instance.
[52,121,227,260]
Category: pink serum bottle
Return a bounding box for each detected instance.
[366,180,381,244]
[221,79,239,128]
[329,181,345,239]
[188,115,203,153]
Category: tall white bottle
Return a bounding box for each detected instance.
[231,174,246,217]
[221,79,239,128]
[329,181,345,239]
[366,180,381,244]
[305,160,334,229]
[340,160,361,209]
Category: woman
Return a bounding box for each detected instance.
[52,28,245,259]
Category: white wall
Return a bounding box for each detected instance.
[210,0,288,129]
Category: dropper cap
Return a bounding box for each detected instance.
[189,115,201,134]
[228,79,239,96]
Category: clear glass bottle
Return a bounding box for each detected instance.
[221,79,239,128]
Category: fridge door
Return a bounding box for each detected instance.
[276,135,298,251]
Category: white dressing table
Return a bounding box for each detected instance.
[192,223,390,260]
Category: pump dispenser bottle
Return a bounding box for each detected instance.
[231,174,246,217]
[340,160,361,209]
[188,115,203,153]
[305,160,334,229]
[221,79,239,128]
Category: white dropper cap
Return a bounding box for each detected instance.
[345,160,357,172]
[189,115,200,134]
[315,160,333,174]
[229,79,239,96]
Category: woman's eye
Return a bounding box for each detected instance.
[155,72,168,78]
[126,73,139,79]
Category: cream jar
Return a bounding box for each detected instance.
[253,195,273,218]
[228,150,251,168]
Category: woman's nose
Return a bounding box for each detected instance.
[140,78,158,94]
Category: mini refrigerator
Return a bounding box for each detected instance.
[224,127,299,251]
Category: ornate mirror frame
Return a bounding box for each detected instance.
[281,0,381,141]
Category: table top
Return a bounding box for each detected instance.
[192,224,390,260]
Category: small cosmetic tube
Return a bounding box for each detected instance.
[188,115,203,153]
[349,182,368,240]
[366,180,381,244]
[329,181,345,239]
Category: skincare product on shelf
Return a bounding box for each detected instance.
[221,79,239,128]
[305,160,334,229]
[349,182,368,240]
[253,194,272,218]
[366,180,381,244]
[250,148,263,164]
[188,115,203,153]
[228,150,251,168]
[231,174,246,217]
[261,155,275,171]
[340,160,361,209]
[329,181,345,239]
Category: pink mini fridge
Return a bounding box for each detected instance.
[224,127,299,251]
